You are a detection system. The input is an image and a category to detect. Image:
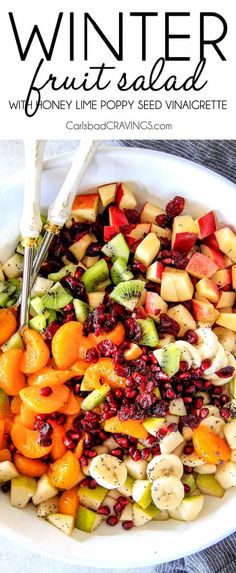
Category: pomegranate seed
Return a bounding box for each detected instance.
[221,394,230,405]
[106,516,118,526]
[98,430,107,442]
[64,437,75,449]
[80,456,88,466]
[73,383,81,395]
[204,381,212,389]
[102,412,114,420]
[183,330,199,345]
[97,505,110,516]
[220,407,230,419]
[145,436,157,446]
[213,387,222,395]
[212,398,221,408]
[111,448,123,458]
[128,445,136,456]
[88,478,98,489]
[84,434,94,447]
[183,397,193,404]
[114,388,123,399]
[114,502,123,515]
[195,397,204,409]
[56,414,66,425]
[117,496,129,506]
[201,359,212,371]
[183,465,193,474]
[81,478,90,487]
[115,436,129,449]
[166,388,175,399]
[74,266,84,279]
[122,520,134,530]
[199,407,209,419]
[83,449,97,458]
[179,361,188,372]
[185,385,195,395]
[9,444,16,453]
[184,484,191,494]
[184,445,194,455]
[131,449,141,461]
[215,366,235,378]
[156,427,168,440]
[167,423,178,434]
[124,389,137,399]
[152,445,161,456]
[141,448,151,460]
[40,386,52,397]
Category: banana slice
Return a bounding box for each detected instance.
[89,454,127,489]
[147,454,183,483]
[195,327,218,359]
[175,341,201,369]
[151,476,184,510]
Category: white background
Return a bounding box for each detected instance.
[0,0,235,138]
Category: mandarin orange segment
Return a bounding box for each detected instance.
[52,322,96,369]
[104,416,148,440]
[20,327,50,374]
[19,384,70,414]
[59,392,82,416]
[59,487,79,517]
[16,403,36,430]
[0,389,12,417]
[74,436,85,460]
[0,348,26,396]
[71,360,89,376]
[49,451,83,490]
[50,421,67,461]
[0,449,11,462]
[81,358,126,391]
[11,422,52,459]
[14,452,47,477]
[0,418,5,449]
[0,415,13,434]
[0,309,17,345]
[193,424,231,464]
[10,395,22,415]
[28,367,73,387]
[95,322,125,347]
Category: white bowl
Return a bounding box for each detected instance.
[0,147,235,568]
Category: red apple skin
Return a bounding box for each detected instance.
[196,211,216,239]
[172,232,197,253]
[109,206,129,226]
[127,224,151,240]
[145,292,161,316]
[146,261,164,284]
[200,245,225,270]
[192,299,215,322]
[115,183,137,211]
[186,252,219,279]
[104,225,119,242]
[115,183,124,206]
[203,233,220,251]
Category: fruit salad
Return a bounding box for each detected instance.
[0,183,236,537]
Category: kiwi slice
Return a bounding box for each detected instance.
[41,282,73,310]
[48,264,78,282]
[110,258,133,286]
[73,299,89,323]
[102,233,130,264]
[1,332,24,352]
[0,281,16,307]
[159,343,181,378]
[30,297,47,316]
[29,313,49,333]
[82,259,109,293]
[137,318,159,347]
[110,279,145,311]
[47,309,57,324]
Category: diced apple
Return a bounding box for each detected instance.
[0,461,18,483]
[195,211,216,239]
[224,255,234,268]
[116,183,137,211]
[124,343,143,361]
[211,269,231,288]
[140,201,164,223]
[2,253,24,279]
[97,182,117,207]
[87,292,106,310]
[150,224,171,239]
[157,334,175,348]
[146,261,164,284]
[109,206,129,226]
[145,291,167,321]
[204,233,220,250]
[192,299,215,323]
[71,193,99,223]
[69,233,95,261]
[172,215,197,251]
[186,252,219,279]
[232,265,236,289]
[134,233,160,267]
[104,225,119,242]
[196,278,220,303]
[215,227,236,263]
[200,245,225,270]
[161,267,194,302]
[32,474,58,505]
[167,304,196,337]
[216,291,236,309]
[65,214,84,228]
[127,223,151,241]
[216,312,236,333]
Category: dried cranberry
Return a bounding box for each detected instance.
[155,213,170,228]
[131,260,146,274]
[136,392,156,410]
[181,414,199,429]
[61,276,86,300]
[151,400,169,417]
[86,242,104,256]
[81,412,100,432]
[158,313,180,336]
[86,347,99,363]
[166,196,185,218]
[124,209,140,224]
[183,330,199,345]
[44,321,61,341]
[115,363,131,377]
[124,318,142,342]
[118,403,144,421]
[97,339,116,357]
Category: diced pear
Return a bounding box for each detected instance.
[0,461,18,483]
[120,502,133,521]
[160,431,184,455]
[196,474,224,498]
[177,494,204,521]
[167,305,196,337]
[161,268,194,302]
[134,233,160,267]
[100,494,115,517]
[11,475,36,509]
[169,398,186,417]
[47,513,75,535]
[117,476,134,497]
[223,420,236,449]
[169,507,184,521]
[2,253,24,278]
[152,509,169,521]
[31,277,54,298]
[215,461,236,489]
[36,495,60,517]
[132,480,152,510]
[133,502,159,527]
[124,457,148,480]
[142,417,165,437]
[182,473,196,496]
[76,505,102,532]
[195,463,217,475]
[77,485,107,511]
[32,474,58,505]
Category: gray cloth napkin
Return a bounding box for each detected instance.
[122,139,236,573]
